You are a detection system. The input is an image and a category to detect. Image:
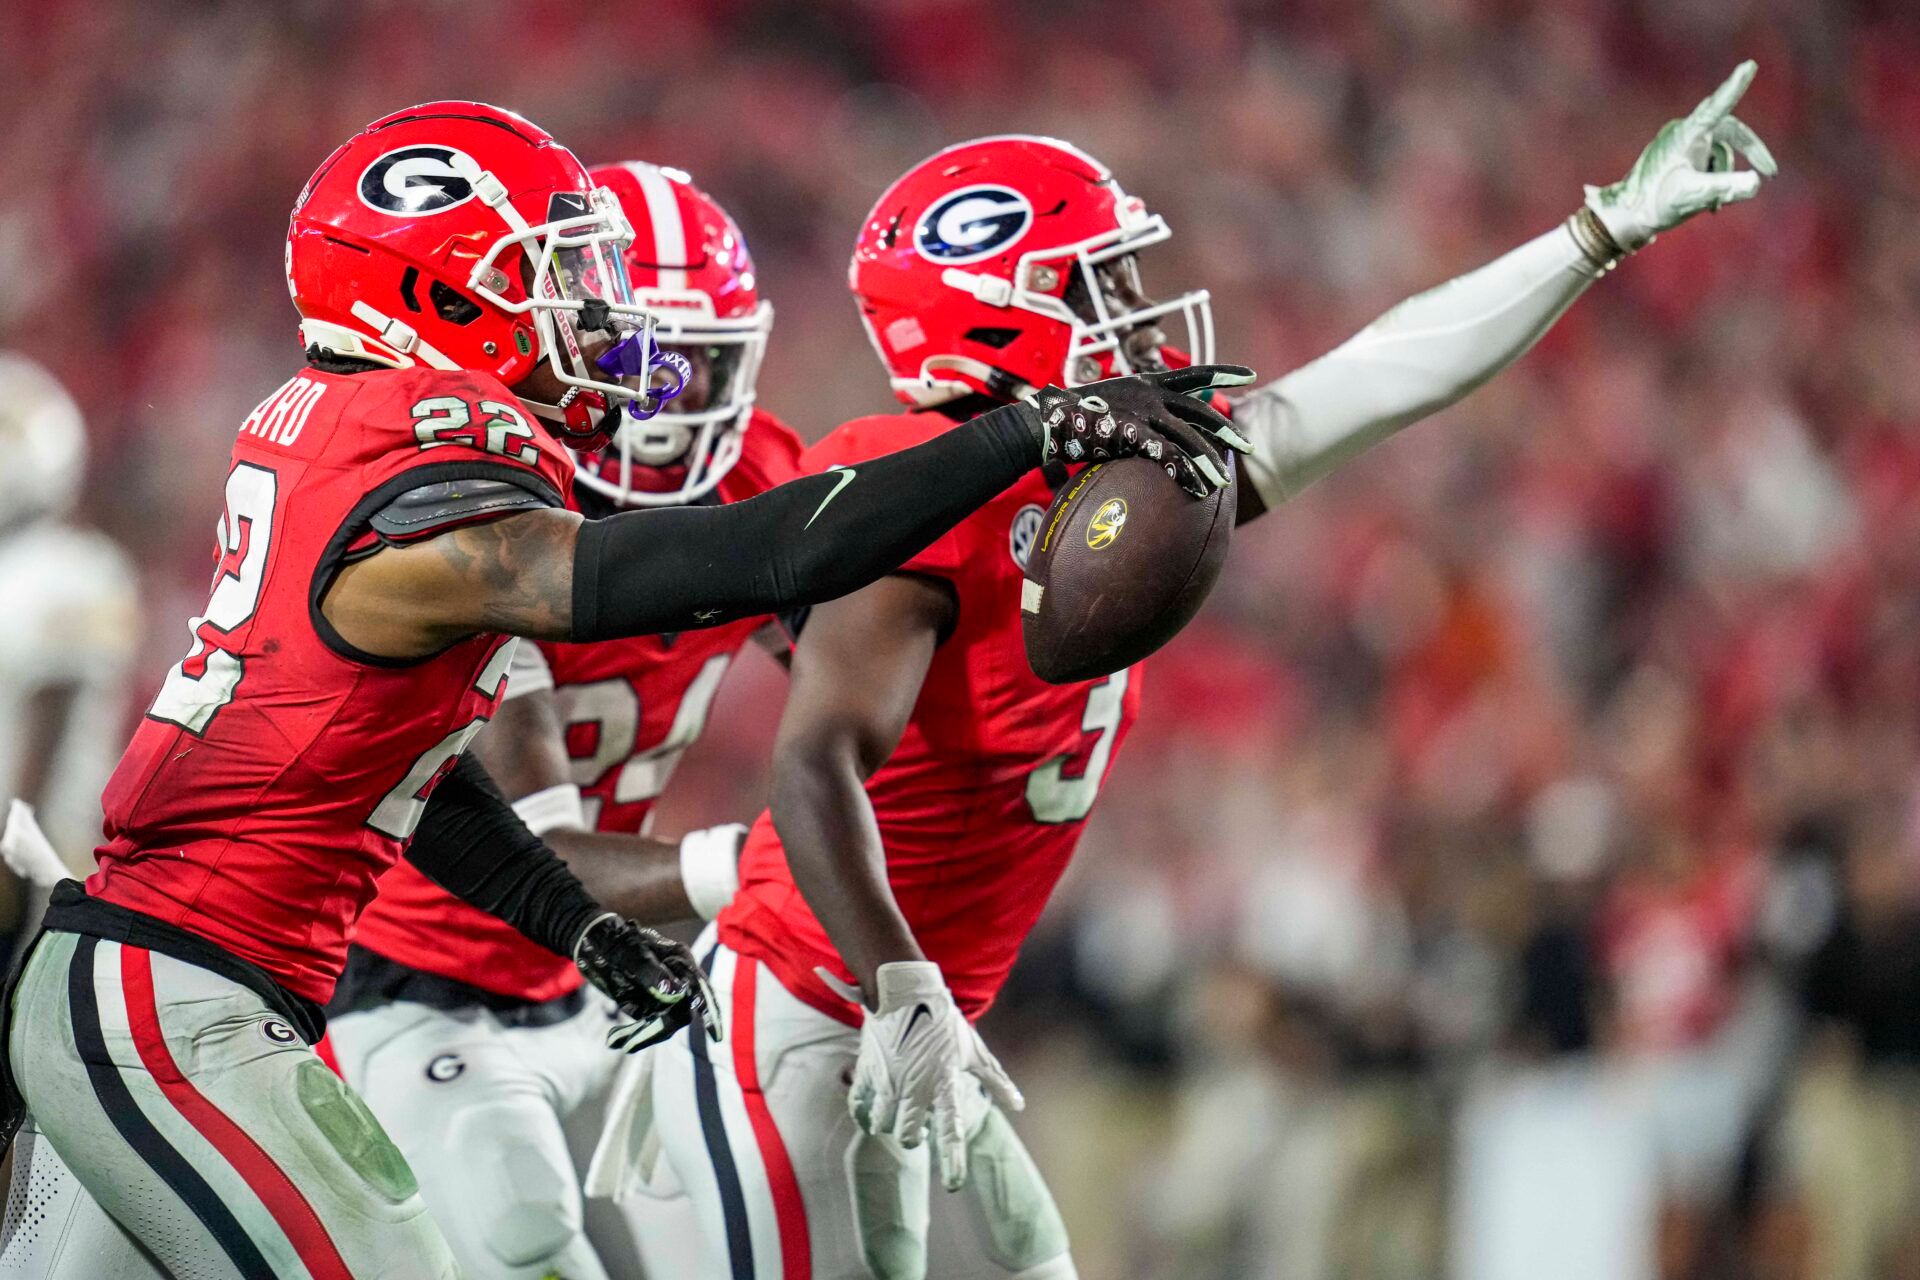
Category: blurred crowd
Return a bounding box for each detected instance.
[5,0,1920,1277]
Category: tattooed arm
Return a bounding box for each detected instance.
[323,507,582,658]
[324,394,1050,662]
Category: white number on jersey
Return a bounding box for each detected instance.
[560,654,731,827]
[148,463,278,735]
[411,395,539,465]
[1025,669,1128,824]
[366,641,518,840]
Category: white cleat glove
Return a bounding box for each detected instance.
[1,801,71,889]
[848,961,1024,1191]
[1582,60,1778,257]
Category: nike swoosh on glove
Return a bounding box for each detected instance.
[847,961,1024,1191]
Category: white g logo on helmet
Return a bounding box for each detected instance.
[358,146,480,218]
[914,185,1033,265]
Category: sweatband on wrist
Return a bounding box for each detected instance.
[678,824,744,920]
[512,783,587,837]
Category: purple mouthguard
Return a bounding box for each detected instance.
[596,337,692,422]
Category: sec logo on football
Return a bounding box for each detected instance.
[915,185,1033,265]
[1010,503,1046,569]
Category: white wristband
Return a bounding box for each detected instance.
[512,783,587,837]
[679,824,745,920]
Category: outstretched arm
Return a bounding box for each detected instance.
[1236,61,1775,520]
[324,398,1035,657]
[324,367,1252,661]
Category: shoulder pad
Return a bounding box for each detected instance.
[370,477,557,544]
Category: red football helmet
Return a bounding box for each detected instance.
[287,102,659,443]
[575,162,773,506]
[849,135,1212,408]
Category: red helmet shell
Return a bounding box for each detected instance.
[592,162,762,322]
[287,102,598,384]
[574,162,773,507]
[849,135,1211,408]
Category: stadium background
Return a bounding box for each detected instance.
[5,0,1919,1276]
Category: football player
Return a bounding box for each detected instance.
[326,161,805,1280]
[0,357,138,899]
[0,103,1245,1279]
[605,65,1776,1279]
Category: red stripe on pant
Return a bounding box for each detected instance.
[121,945,356,1280]
[313,1032,342,1078]
[732,957,812,1280]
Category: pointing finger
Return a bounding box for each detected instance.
[1688,60,1757,132]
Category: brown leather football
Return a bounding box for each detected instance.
[1021,454,1234,684]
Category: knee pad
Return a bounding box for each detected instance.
[966,1106,1070,1274]
[468,1128,587,1266]
[849,1131,931,1280]
[481,1202,577,1269]
[294,1059,418,1203]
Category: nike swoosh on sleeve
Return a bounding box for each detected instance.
[804,465,858,529]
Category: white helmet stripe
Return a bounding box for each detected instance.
[626,162,688,292]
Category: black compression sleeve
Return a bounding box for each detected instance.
[402,753,602,957]
[569,400,1040,641]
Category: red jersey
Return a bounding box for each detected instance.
[350,409,806,1001]
[719,410,1145,1022]
[89,366,573,1004]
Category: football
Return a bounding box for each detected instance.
[1021,454,1235,684]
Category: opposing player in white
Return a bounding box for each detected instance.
[592,65,1774,1280]
[0,359,137,1275]
[0,355,139,881]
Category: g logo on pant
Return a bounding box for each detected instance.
[425,1053,465,1083]
[259,1019,298,1046]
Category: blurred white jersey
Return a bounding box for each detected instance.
[0,520,138,864]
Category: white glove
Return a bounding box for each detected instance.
[1,801,71,888]
[1584,60,1777,254]
[848,961,1024,1191]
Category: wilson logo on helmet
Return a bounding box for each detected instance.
[358,145,479,217]
[914,185,1033,265]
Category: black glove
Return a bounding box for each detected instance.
[1024,364,1256,498]
[573,914,722,1052]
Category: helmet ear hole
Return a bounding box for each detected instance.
[963,327,1021,349]
[429,281,483,326]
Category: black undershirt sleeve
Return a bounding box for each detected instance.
[569,400,1039,642]
[402,753,601,958]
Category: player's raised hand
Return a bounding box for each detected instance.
[1022,365,1256,499]
[573,914,722,1052]
[1584,60,1778,254]
[849,961,1024,1190]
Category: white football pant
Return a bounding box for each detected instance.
[328,985,709,1279]
[1,928,458,1278]
[627,931,1077,1280]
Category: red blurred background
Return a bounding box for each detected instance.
[5,1,1919,1276]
